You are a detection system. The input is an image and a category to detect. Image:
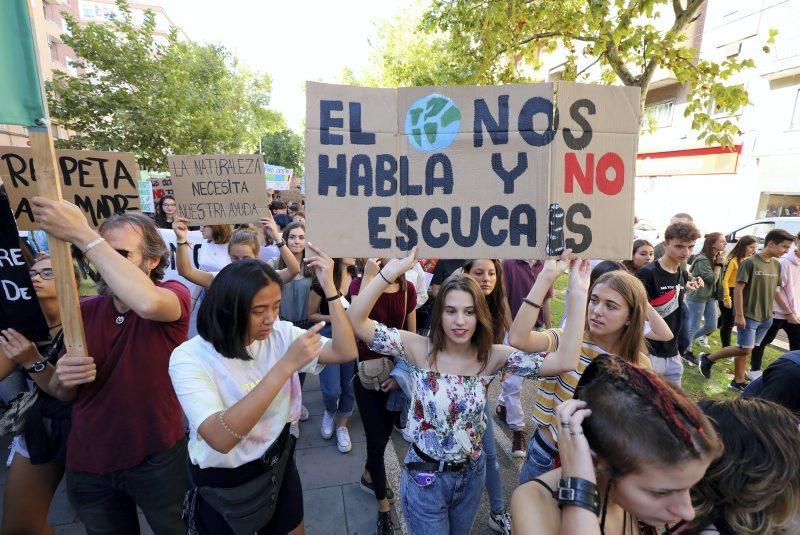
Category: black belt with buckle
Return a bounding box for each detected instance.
[406,443,470,472]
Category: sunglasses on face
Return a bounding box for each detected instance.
[29,268,54,280]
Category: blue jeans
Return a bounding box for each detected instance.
[401,447,486,534]
[319,363,356,417]
[682,299,719,351]
[519,428,558,485]
[482,401,504,513]
[318,325,355,417]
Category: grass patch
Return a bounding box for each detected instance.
[548,275,783,401]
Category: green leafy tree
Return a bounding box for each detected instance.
[47,0,284,170]
[422,0,765,147]
[342,3,473,88]
[260,128,304,175]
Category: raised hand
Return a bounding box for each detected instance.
[305,243,335,292]
[172,217,191,242]
[30,197,95,245]
[554,399,595,481]
[380,247,418,282]
[0,329,42,368]
[259,214,281,243]
[541,249,574,278]
[281,321,326,373]
[567,257,591,295]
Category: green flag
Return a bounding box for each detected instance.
[0,0,46,126]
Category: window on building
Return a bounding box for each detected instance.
[48,35,57,61]
[81,4,95,19]
[791,89,800,129]
[645,100,675,128]
[64,56,78,76]
[61,17,71,36]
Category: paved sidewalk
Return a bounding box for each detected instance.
[0,374,531,534]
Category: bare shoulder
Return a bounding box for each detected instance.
[399,329,430,368]
[511,471,561,535]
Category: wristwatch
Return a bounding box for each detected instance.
[23,359,48,373]
[275,240,286,248]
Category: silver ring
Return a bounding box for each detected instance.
[569,430,583,436]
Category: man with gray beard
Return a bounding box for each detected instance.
[31,198,190,534]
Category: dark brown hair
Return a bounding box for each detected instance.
[428,275,494,373]
[462,259,510,344]
[726,235,757,262]
[153,195,176,228]
[664,221,701,242]
[278,222,313,277]
[699,232,724,261]
[575,355,722,478]
[99,213,168,282]
[764,228,795,247]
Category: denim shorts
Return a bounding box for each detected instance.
[519,427,558,485]
[737,317,773,349]
[401,446,485,534]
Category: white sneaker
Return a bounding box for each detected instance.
[321,411,335,439]
[697,336,710,349]
[746,370,762,381]
[336,426,352,453]
[300,405,310,422]
[290,421,300,438]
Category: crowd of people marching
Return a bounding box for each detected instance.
[1,195,799,535]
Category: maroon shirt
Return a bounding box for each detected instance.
[349,277,416,361]
[501,260,553,326]
[66,280,190,473]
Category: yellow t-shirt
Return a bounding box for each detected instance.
[532,331,650,441]
[722,256,741,303]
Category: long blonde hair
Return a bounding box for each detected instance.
[586,270,648,363]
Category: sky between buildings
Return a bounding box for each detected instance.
[148,0,408,133]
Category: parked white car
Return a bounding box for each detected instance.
[693,217,800,255]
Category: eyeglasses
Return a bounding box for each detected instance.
[29,268,54,280]
[114,248,137,259]
[162,202,176,208]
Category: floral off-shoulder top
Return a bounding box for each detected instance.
[370,322,559,462]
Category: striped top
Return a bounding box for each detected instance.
[531,331,650,440]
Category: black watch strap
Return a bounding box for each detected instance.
[325,292,343,303]
[275,240,286,248]
[24,359,48,373]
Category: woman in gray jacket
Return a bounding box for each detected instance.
[682,232,726,363]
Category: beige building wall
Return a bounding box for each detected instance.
[0,0,187,148]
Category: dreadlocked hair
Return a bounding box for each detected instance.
[575,355,722,477]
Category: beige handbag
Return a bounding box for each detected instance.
[357,283,407,391]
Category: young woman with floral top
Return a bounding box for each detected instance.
[347,248,591,534]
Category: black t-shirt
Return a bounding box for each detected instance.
[310,280,351,316]
[636,260,689,358]
[431,259,466,286]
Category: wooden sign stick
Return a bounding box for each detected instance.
[25,0,88,357]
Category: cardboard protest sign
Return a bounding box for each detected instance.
[168,154,269,225]
[158,228,204,298]
[145,171,173,200]
[305,82,640,259]
[0,191,50,343]
[265,164,292,191]
[139,179,154,213]
[0,148,140,230]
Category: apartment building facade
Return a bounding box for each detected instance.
[0,0,186,149]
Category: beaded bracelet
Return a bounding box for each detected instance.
[218,410,245,440]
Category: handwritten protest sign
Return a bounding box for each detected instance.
[145,171,173,200]
[265,164,293,191]
[168,154,269,225]
[139,179,154,213]
[305,82,640,259]
[0,191,50,342]
[0,148,140,230]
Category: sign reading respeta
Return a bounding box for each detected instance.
[305,81,640,259]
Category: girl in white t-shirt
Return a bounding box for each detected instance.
[169,247,358,534]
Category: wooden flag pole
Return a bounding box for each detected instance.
[25,1,88,357]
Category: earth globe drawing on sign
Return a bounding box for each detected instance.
[404,93,461,152]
